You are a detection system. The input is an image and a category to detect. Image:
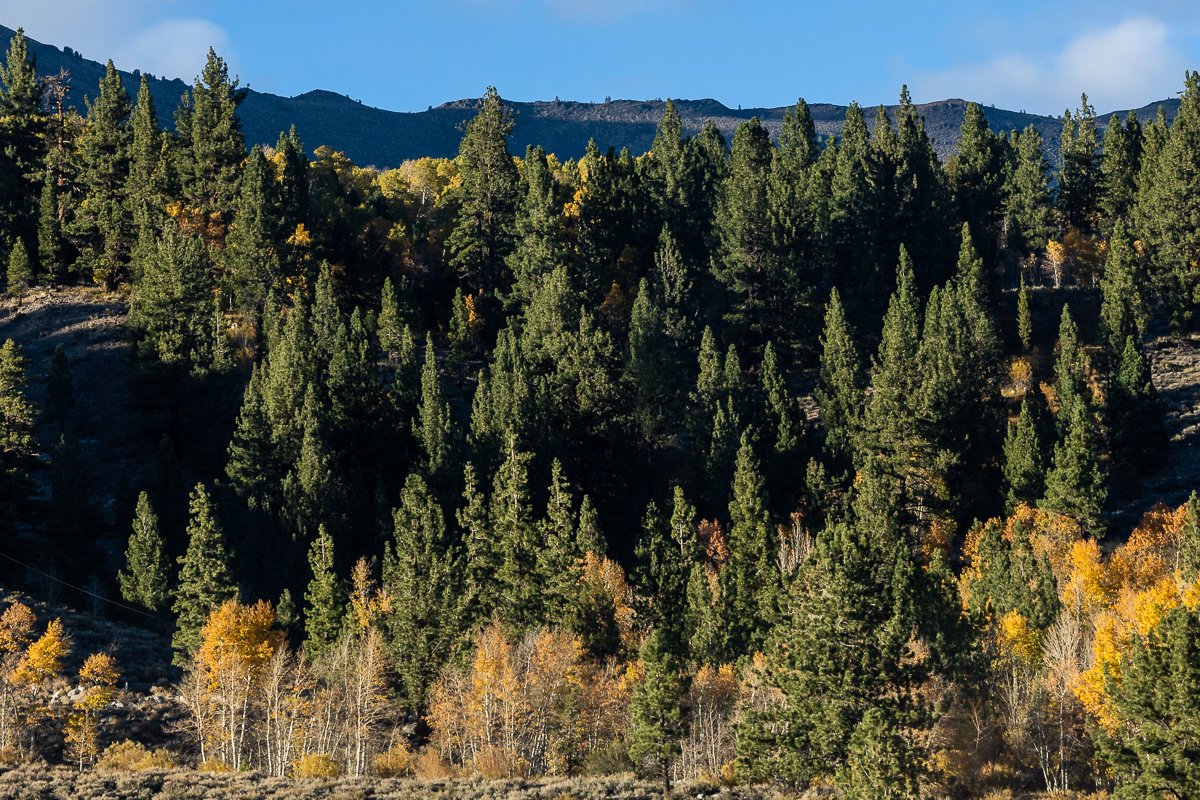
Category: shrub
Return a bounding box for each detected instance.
[293,752,343,779]
[97,740,176,771]
[373,742,412,778]
[197,757,234,773]
[411,747,458,779]
[472,744,529,779]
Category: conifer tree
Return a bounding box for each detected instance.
[127,76,164,245]
[43,345,72,433]
[1099,112,1141,232]
[538,459,580,622]
[627,277,675,445]
[130,221,214,370]
[1099,221,1147,355]
[377,277,405,357]
[1180,493,1200,577]
[1109,334,1163,472]
[1057,94,1100,233]
[738,472,922,789]
[715,430,776,659]
[0,29,46,244]
[185,48,246,217]
[383,472,464,710]
[1017,275,1033,353]
[75,60,133,285]
[815,289,864,467]
[1041,402,1106,534]
[491,432,540,628]
[447,87,519,295]
[1053,304,1089,430]
[118,492,170,612]
[223,145,281,313]
[951,102,1004,251]
[414,334,452,485]
[759,341,800,457]
[628,630,688,796]
[829,103,880,308]
[0,338,35,465]
[304,524,344,659]
[1003,400,1044,512]
[458,462,497,625]
[5,239,30,293]
[37,171,62,281]
[507,145,565,307]
[172,484,237,660]
[636,492,692,659]
[1004,125,1053,259]
[577,493,606,556]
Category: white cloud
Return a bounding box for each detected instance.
[912,17,1188,113]
[0,1,232,81]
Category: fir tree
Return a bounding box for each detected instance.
[458,462,497,625]
[185,48,246,217]
[118,492,170,612]
[0,338,36,464]
[815,288,864,467]
[951,102,1004,251]
[383,472,464,710]
[1053,304,1089,431]
[576,493,605,556]
[6,239,30,293]
[127,75,164,246]
[507,144,565,307]
[37,171,62,282]
[491,432,540,629]
[171,484,237,661]
[1057,94,1100,233]
[304,524,344,659]
[1004,125,1053,258]
[377,277,405,357]
[1041,402,1107,534]
[0,29,46,245]
[538,459,580,623]
[223,145,281,313]
[1109,334,1164,473]
[130,220,214,371]
[75,60,133,285]
[1003,400,1044,512]
[447,87,519,295]
[1099,221,1147,356]
[1099,112,1141,233]
[627,631,688,797]
[1017,275,1033,353]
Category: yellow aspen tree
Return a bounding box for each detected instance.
[65,652,120,771]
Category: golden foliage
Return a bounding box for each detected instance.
[372,742,412,777]
[197,599,278,685]
[0,603,35,657]
[293,752,343,778]
[13,619,68,685]
[348,558,391,630]
[96,740,176,771]
[579,551,636,647]
[997,610,1039,665]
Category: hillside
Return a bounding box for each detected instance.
[0,24,1181,167]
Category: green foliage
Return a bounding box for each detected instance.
[1003,400,1044,512]
[627,631,687,794]
[0,29,46,244]
[815,288,864,466]
[1017,275,1032,353]
[383,472,464,710]
[304,524,344,659]
[6,238,31,292]
[119,492,170,612]
[0,338,36,463]
[129,220,215,371]
[1041,401,1107,534]
[171,484,237,661]
[1058,94,1100,232]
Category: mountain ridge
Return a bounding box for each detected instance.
[0,24,1181,168]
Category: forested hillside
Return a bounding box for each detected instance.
[2,25,1200,799]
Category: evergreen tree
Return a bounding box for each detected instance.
[626,277,676,445]
[130,220,214,371]
[1053,304,1089,430]
[447,87,519,295]
[737,475,923,789]
[1041,402,1106,534]
[576,493,605,556]
[185,48,246,217]
[75,60,133,285]
[1180,493,1200,577]
[1017,275,1033,353]
[815,289,864,466]
[715,430,776,659]
[627,631,688,797]
[37,171,62,281]
[759,341,800,458]
[0,338,35,466]
[118,492,170,612]
[636,490,692,659]
[507,145,565,307]
[1057,94,1100,233]
[5,238,30,292]
[1004,125,1053,259]
[458,462,498,625]
[491,432,540,629]
[377,277,405,357]
[829,103,880,310]
[223,145,281,313]
[951,102,1004,251]
[304,524,344,659]
[171,484,237,660]
[414,334,452,486]
[1099,221,1147,355]
[1099,112,1141,233]
[43,345,72,433]
[0,29,46,245]
[538,459,580,623]
[383,472,464,710]
[1003,399,1044,512]
[127,75,164,250]
[1109,334,1164,473]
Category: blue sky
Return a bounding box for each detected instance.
[2,0,1200,115]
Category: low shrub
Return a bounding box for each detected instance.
[96,739,176,771]
[411,747,458,779]
[373,742,412,778]
[293,752,343,779]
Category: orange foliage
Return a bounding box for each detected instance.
[13,619,68,685]
[0,603,35,657]
[197,599,279,684]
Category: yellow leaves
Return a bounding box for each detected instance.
[998,610,1040,665]
[286,222,312,248]
[563,185,587,219]
[1005,357,1034,399]
[197,599,278,685]
[348,558,392,631]
[1046,239,1065,266]
[1061,539,1110,612]
[0,602,35,657]
[464,291,482,329]
[579,551,636,647]
[14,618,68,685]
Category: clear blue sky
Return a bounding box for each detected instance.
[3,0,1200,115]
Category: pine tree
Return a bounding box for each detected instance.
[829,103,881,310]
[627,631,688,797]
[1109,334,1163,473]
[130,220,214,370]
[951,102,1004,251]
[377,277,405,357]
[1004,125,1053,258]
[1057,94,1100,233]
[1041,402,1106,534]
[577,493,606,556]
[0,29,46,245]
[172,484,237,661]
[1099,221,1147,355]
[223,145,280,313]
[636,492,692,659]
[0,338,36,465]
[37,171,62,282]
[1017,275,1033,353]
[75,60,133,285]
[118,492,170,612]
[127,75,164,249]
[383,472,464,710]
[737,477,923,789]
[759,341,800,457]
[414,334,452,486]
[1099,112,1141,233]
[304,524,344,659]
[1053,304,1089,430]
[1003,400,1044,512]
[447,87,519,295]
[715,430,776,659]
[185,48,246,217]
[44,345,73,433]
[538,459,580,623]
[507,145,565,307]
[491,432,540,629]
[6,239,30,293]
[458,461,497,625]
[627,277,676,445]
[815,289,864,466]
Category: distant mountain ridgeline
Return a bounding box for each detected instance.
[0,24,1181,168]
